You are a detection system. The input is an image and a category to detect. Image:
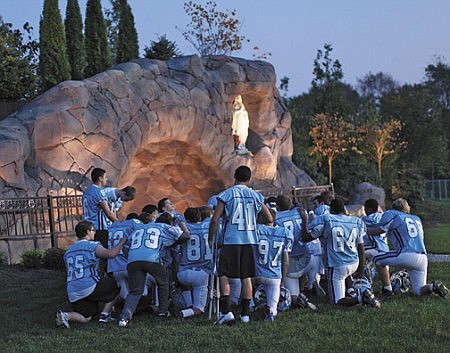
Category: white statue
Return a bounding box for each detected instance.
[232,95,250,154]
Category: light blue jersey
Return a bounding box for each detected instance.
[217,185,264,245]
[127,222,182,264]
[107,219,142,273]
[256,224,293,279]
[179,219,213,273]
[82,184,109,230]
[309,214,365,267]
[275,208,310,257]
[361,212,389,252]
[315,204,330,216]
[378,210,426,254]
[64,240,101,302]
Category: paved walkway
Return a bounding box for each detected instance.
[427,254,450,262]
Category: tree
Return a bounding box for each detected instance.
[84,0,111,77]
[309,113,355,184]
[39,0,71,91]
[116,0,139,63]
[181,1,247,56]
[104,0,120,64]
[312,43,350,115]
[357,71,399,106]
[0,18,38,99]
[144,34,182,60]
[359,111,402,179]
[65,0,86,80]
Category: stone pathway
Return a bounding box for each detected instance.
[427,253,450,262]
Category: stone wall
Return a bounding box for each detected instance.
[0,55,314,216]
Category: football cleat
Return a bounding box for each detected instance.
[214,311,235,325]
[432,281,449,298]
[118,318,129,327]
[361,288,381,308]
[297,293,318,311]
[56,310,70,328]
[98,313,115,323]
[240,315,250,323]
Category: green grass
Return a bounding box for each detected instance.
[0,264,449,353]
[425,224,450,253]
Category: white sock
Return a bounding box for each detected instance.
[383,285,392,291]
[181,308,194,318]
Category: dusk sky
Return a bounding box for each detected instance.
[1,0,449,96]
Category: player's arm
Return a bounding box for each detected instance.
[281,252,289,287]
[260,202,273,223]
[99,199,119,222]
[95,237,126,259]
[208,200,225,247]
[355,243,366,278]
[298,207,313,242]
[366,224,384,236]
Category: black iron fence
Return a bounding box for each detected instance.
[0,193,83,248]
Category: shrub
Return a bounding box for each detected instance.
[0,250,6,265]
[41,247,66,270]
[20,249,43,268]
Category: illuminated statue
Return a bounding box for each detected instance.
[232,95,250,155]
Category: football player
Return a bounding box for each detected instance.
[302,198,381,307]
[368,198,449,298]
[176,207,214,318]
[254,209,293,320]
[208,166,272,324]
[118,212,190,327]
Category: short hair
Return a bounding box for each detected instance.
[320,190,333,205]
[75,220,93,239]
[142,204,158,214]
[157,198,169,213]
[156,212,173,225]
[257,208,276,225]
[198,205,213,221]
[122,186,136,200]
[313,195,326,204]
[392,198,410,214]
[330,198,346,215]
[276,195,294,211]
[139,212,154,224]
[364,199,379,214]
[126,212,139,220]
[91,168,105,183]
[184,207,201,223]
[234,166,251,182]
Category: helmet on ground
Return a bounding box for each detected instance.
[253,284,267,310]
[390,270,411,293]
[353,276,372,294]
[277,287,292,312]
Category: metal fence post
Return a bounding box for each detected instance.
[47,195,57,248]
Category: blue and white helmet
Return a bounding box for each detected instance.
[277,287,292,312]
[390,270,411,293]
[253,284,267,310]
[353,277,372,294]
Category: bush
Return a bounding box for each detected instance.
[20,249,42,268]
[41,247,66,270]
[0,250,6,265]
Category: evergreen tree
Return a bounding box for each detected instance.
[0,18,38,99]
[39,0,71,91]
[144,34,182,60]
[116,0,139,63]
[65,0,86,80]
[84,0,111,77]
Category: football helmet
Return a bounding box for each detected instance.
[390,270,411,293]
[253,285,267,311]
[277,287,292,312]
[353,276,372,295]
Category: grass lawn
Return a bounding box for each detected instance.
[0,264,448,353]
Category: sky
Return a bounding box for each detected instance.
[1,0,449,96]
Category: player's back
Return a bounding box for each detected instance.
[127,222,182,263]
[310,213,365,267]
[380,210,426,254]
[179,221,213,273]
[275,208,309,257]
[218,184,263,245]
[361,212,389,252]
[107,219,142,273]
[256,224,292,279]
[82,184,109,230]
